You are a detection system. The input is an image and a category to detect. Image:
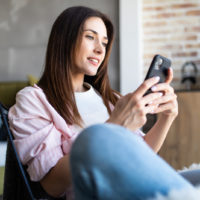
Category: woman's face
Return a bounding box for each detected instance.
[73,17,108,77]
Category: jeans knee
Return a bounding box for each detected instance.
[70,124,111,159]
[70,124,120,168]
[70,123,142,170]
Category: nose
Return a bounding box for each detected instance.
[94,40,104,55]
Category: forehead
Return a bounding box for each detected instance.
[83,17,107,37]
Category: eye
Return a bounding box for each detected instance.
[86,35,94,40]
[102,42,108,48]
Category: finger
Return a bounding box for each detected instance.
[165,67,173,84]
[133,76,160,97]
[142,92,163,105]
[153,102,176,114]
[151,93,177,105]
[145,104,159,114]
[151,83,174,94]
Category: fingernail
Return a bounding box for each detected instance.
[151,86,157,91]
[151,110,154,114]
[155,76,160,81]
[158,92,163,97]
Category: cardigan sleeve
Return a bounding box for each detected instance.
[8,86,73,181]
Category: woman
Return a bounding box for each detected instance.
[8,6,193,200]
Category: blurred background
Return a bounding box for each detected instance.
[1,0,200,92]
[0,0,200,197]
[0,0,119,88]
[142,0,200,91]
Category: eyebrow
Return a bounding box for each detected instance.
[84,29,108,41]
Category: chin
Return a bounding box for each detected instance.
[86,70,98,76]
[86,73,97,77]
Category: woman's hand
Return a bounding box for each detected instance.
[148,68,178,118]
[142,68,178,152]
[107,76,164,131]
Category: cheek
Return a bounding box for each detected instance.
[82,39,93,50]
[76,47,86,61]
[78,44,91,59]
[77,39,87,54]
[102,52,106,61]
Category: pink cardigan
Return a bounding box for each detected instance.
[8,84,144,182]
[8,85,78,181]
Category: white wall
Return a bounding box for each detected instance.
[119,0,143,95]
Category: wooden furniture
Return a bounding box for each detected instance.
[159,91,200,170]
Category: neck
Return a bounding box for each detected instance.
[71,74,86,92]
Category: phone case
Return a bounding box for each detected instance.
[144,54,171,95]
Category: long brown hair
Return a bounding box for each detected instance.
[38,6,120,126]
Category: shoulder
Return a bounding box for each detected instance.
[16,84,44,100]
[9,84,50,119]
[15,84,49,109]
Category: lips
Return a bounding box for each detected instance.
[87,57,100,66]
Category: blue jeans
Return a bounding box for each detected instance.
[70,124,193,200]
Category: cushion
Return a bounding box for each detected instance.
[27,74,38,86]
[0,167,5,195]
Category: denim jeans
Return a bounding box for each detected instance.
[179,169,200,186]
[70,124,193,200]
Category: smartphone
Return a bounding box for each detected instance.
[144,54,171,95]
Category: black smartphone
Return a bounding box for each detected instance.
[144,54,171,95]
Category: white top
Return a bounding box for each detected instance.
[72,83,110,133]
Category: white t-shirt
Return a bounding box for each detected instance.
[71,83,110,133]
